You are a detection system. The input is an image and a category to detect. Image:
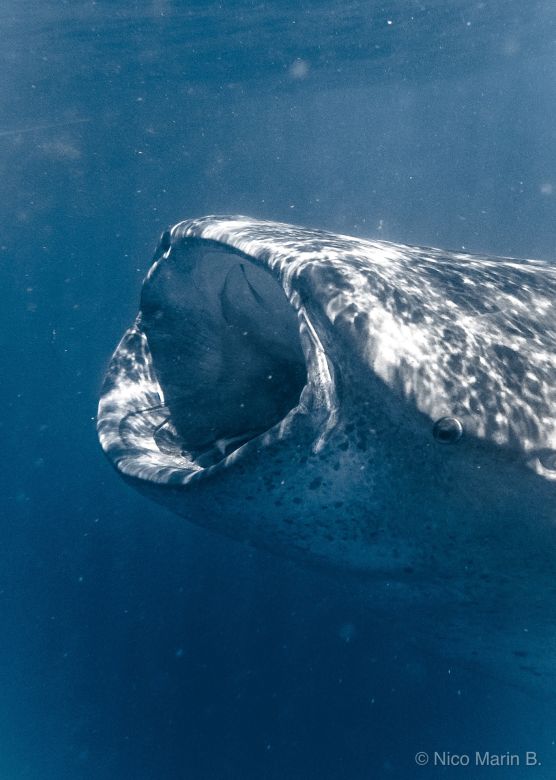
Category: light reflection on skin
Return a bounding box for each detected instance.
[99,215,556,484]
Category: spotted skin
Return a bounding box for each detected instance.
[98,216,556,693]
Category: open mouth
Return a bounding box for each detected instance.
[127,238,308,470]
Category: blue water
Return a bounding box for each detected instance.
[2,2,556,777]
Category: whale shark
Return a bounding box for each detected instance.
[97,215,556,691]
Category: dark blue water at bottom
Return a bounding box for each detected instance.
[2,2,556,777]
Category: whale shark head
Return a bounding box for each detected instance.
[98,216,556,596]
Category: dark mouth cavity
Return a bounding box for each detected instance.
[139,238,307,468]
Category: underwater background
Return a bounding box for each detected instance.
[2,1,556,777]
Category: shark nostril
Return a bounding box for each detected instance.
[432,416,463,444]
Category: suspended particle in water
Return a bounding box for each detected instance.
[289,59,310,80]
[338,622,356,643]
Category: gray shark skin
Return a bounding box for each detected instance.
[98,216,556,691]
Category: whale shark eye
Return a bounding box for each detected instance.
[432,416,463,444]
